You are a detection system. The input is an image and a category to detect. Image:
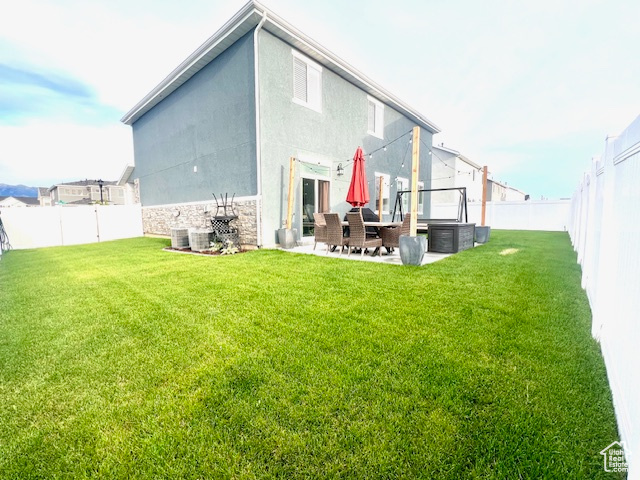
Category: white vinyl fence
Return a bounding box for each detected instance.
[570,114,640,478]
[1,204,143,250]
[431,199,571,231]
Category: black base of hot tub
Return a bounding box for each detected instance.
[427,223,475,253]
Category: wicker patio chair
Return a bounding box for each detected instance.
[324,213,349,255]
[313,212,327,250]
[346,211,382,257]
[381,214,412,250]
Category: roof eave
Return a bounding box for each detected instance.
[432,145,460,156]
[120,0,440,134]
[458,154,482,170]
[255,4,440,133]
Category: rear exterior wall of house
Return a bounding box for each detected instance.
[257,30,434,246]
[129,26,434,247]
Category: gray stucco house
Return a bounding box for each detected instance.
[122,1,440,248]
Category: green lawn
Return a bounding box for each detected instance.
[0,231,622,479]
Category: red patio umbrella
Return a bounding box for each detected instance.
[346,146,370,207]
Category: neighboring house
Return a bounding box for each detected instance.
[121,1,440,247]
[37,187,52,207]
[429,145,484,203]
[487,179,528,202]
[117,165,139,205]
[487,179,506,201]
[49,180,127,205]
[0,196,40,208]
[504,184,528,201]
[429,145,529,204]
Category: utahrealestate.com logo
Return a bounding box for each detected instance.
[600,441,629,473]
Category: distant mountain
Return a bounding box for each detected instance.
[0,184,39,197]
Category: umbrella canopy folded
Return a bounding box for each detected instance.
[346,146,370,207]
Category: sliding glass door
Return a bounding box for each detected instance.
[302,178,330,236]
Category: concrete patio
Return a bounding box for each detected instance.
[281,240,455,266]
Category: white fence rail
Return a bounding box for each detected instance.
[430,199,571,231]
[1,204,143,250]
[570,114,640,478]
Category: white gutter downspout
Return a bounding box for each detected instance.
[254,11,267,247]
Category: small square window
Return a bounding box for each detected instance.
[367,96,384,139]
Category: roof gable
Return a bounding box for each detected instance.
[432,145,482,170]
[121,1,439,134]
[53,180,116,188]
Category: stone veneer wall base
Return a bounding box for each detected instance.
[142,200,258,247]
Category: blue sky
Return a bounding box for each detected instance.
[1,0,638,198]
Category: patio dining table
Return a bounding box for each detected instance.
[340,221,402,228]
[340,220,402,255]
